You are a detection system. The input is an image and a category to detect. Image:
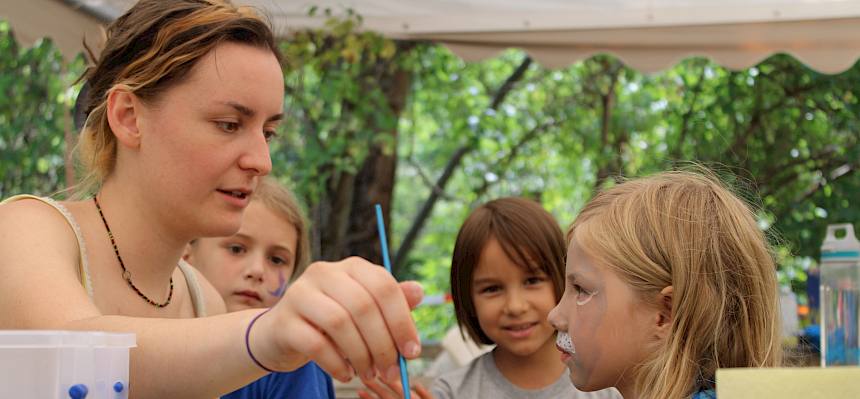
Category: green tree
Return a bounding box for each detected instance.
[0,20,84,198]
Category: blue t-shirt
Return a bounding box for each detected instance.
[222,362,335,399]
[691,388,716,399]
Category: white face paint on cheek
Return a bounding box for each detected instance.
[557,331,575,354]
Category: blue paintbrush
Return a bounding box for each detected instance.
[374,204,412,399]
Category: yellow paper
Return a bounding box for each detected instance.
[716,367,860,398]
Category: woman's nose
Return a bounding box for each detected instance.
[238,131,272,176]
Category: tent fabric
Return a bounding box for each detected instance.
[0,0,108,61]
[2,0,860,74]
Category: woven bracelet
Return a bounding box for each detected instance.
[245,308,276,373]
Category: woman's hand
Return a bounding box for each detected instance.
[358,375,434,399]
[250,257,424,382]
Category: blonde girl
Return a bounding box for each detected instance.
[549,171,782,399]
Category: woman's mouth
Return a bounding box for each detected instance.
[217,189,251,208]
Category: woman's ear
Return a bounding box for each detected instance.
[182,242,196,264]
[106,85,143,149]
[654,285,673,340]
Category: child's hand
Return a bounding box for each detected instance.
[249,257,424,382]
[358,375,434,399]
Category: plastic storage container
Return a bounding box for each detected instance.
[819,223,860,366]
[0,330,135,398]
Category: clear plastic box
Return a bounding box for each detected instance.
[0,330,135,398]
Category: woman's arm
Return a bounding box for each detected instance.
[0,200,423,398]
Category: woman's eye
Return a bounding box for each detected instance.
[264,130,278,142]
[216,121,240,133]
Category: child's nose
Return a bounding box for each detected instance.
[504,290,529,315]
[547,303,566,331]
[243,257,265,281]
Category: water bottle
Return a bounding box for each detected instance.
[819,223,860,366]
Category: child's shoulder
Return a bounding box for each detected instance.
[430,351,493,398]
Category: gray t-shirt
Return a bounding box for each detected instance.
[431,351,621,399]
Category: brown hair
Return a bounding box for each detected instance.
[76,0,282,195]
[253,177,311,281]
[570,170,781,399]
[451,197,566,345]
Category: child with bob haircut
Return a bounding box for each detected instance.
[185,176,334,398]
[549,170,782,399]
[361,197,619,399]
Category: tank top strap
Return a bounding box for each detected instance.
[177,259,207,317]
[0,194,94,298]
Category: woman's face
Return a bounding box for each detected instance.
[133,42,284,237]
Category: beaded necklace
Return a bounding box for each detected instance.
[93,196,173,308]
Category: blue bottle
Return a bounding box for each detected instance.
[820,223,860,366]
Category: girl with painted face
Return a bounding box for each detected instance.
[0,1,422,397]
[184,176,334,399]
[361,198,620,399]
[185,177,311,312]
[549,170,783,399]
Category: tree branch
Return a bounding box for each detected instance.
[392,55,533,274]
[471,120,559,198]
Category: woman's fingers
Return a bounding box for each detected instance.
[343,258,422,359]
[267,258,422,382]
[400,281,424,309]
[319,268,397,377]
[254,305,354,382]
[293,288,372,377]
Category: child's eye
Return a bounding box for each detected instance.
[571,284,597,305]
[216,121,240,133]
[269,256,288,266]
[480,285,501,294]
[226,244,245,255]
[525,277,544,286]
[264,129,278,142]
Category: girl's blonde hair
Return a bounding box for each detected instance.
[570,170,782,399]
[75,0,281,196]
[254,177,311,281]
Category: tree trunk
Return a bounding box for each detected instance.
[322,64,412,265]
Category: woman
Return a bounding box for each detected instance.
[0,1,422,397]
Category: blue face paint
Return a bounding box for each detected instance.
[268,269,287,298]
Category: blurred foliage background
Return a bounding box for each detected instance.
[2,12,859,341]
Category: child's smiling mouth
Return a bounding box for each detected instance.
[502,321,539,338]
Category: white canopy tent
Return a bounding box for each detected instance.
[2,0,860,73]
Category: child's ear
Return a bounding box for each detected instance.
[654,285,673,340]
[106,85,143,149]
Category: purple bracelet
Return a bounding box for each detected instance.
[245,308,276,373]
